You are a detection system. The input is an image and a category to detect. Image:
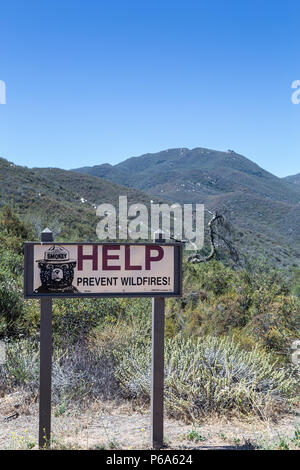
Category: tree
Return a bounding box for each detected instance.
[187,210,239,264]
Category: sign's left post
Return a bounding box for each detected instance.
[39,228,53,449]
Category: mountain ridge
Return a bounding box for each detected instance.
[0,157,161,241]
[283,173,300,185]
[0,148,299,269]
[73,147,300,204]
[73,147,300,268]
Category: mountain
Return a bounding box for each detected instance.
[74,147,300,268]
[0,157,158,241]
[1,149,300,269]
[74,147,300,203]
[283,173,300,185]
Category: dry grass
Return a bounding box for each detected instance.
[0,390,299,450]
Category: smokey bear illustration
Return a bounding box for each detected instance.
[35,245,79,293]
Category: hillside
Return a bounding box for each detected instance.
[0,157,158,241]
[74,148,300,268]
[74,147,300,203]
[1,151,300,268]
[283,173,300,185]
[1,157,299,450]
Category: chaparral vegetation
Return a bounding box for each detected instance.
[0,205,299,438]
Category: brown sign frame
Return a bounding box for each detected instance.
[24,241,182,298]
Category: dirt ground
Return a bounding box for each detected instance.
[0,391,299,450]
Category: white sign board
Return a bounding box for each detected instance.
[24,243,182,298]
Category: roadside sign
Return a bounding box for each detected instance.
[24,242,182,298]
[25,234,182,449]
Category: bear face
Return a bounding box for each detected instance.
[38,261,76,290]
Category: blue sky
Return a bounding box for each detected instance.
[0,0,299,176]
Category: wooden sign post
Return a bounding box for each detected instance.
[151,233,165,449]
[151,296,165,449]
[39,228,54,449]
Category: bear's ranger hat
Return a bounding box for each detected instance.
[36,245,76,264]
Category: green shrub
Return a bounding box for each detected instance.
[166,260,300,358]
[2,339,39,388]
[1,338,119,405]
[51,297,151,347]
[114,335,297,421]
[183,260,237,296]
[0,274,24,338]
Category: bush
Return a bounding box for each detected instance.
[166,260,300,358]
[1,340,39,388]
[2,327,297,420]
[51,342,119,404]
[183,260,237,296]
[114,335,297,421]
[0,338,119,405]
[0,274,24,338]
[51,297,151,347]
